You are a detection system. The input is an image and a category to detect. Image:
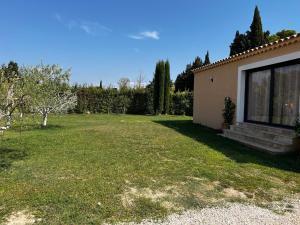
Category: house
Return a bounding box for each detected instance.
[192,34,300,154]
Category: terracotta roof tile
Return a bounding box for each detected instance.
[193,33,300,73]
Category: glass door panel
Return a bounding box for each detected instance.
[272,64,300,126]
[247,69,271,123]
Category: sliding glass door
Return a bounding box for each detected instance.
[272,64,300,126]
[247,70,271,123]
[245,59,300,127]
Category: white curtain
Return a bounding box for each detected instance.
[247,69,271,122]
[273,64,300,126]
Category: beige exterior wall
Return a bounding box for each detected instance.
[193,41,300,129]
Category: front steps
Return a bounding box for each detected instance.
[222,122,295,154]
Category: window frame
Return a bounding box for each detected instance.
[244,58,300,129]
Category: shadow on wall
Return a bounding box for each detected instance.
[0,148,27,171]
[153,119,300,173]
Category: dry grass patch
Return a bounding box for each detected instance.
[4,211,36,225]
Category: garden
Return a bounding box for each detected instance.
[0,60,299,224]
[1,114,300,224]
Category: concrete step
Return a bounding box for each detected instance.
[230,125,293,144]
[223,129,292,154]
[235,122,295,137]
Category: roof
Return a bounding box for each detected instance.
[193,33,300,73]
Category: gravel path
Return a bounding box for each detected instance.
[109,199,300,225]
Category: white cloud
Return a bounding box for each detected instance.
[54,13,62,22]
[129,35,144,40]
[80,24,91,34]
[129,30,160,40]
[140,31,160,40]
[53,13,111,36]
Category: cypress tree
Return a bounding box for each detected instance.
[153,61,165,114]
[153,62,160,114]
[249,6,265,48]
[164,61,170,114]
[158,61,165,114]
[204,51,210,65]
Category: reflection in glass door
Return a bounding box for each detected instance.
[272,64,300,126]
[247,69,271,123]
[245,61,300,127]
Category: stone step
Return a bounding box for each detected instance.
[223,129,292,154]
[221,133,288,154]
[230,125,293,144]
[235,122,295,137]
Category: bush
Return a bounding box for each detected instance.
[222,97,236,127]
[170,91,193,116]
[74,85,192,116]
[74,86,154,115]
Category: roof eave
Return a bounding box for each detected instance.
[192,33,300,74]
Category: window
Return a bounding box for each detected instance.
[245,59,300,127]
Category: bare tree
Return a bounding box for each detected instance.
[118,77,130,92]
[135,72,145,89]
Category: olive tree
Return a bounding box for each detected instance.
[0,62,25,128]
[23,64,77,127]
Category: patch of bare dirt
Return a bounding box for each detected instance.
[4,211,36,225]
[223,187,247,199]
[121,187,168,208]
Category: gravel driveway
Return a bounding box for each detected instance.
[108,199,300,225]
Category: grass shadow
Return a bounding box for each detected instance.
[154,119,300,173]
[12,124,64,132]
[0,148,27,170]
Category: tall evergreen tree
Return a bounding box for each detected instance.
[99,80,103,89]
[153,61,165,114]
[249,6,265,48]
[229,31,251,56]
[204,51,211,65]
[175,56,203,92]
[193,56,203,68]
[164,61,170,114]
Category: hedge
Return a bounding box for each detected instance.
[73,86,192,116]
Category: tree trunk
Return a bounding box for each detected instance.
[5,114,12,128]
[42,113,48,127]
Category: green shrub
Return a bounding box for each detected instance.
[222,97,236,127]
[74,85,192,116]
[170,91,193,116]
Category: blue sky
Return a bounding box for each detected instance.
[0,0,299,86]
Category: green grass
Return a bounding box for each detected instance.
[0,114,300,224]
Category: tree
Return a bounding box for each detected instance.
[99,80,103,89]
[248,6,266,48]
[135,72,145,89]
[229,31,251,56]
[193,56,203,68]
[229,6,271,55]
[24,64,77,127]
[204,51,211,65]
[175,56,203,92]
[164,61,170,114]
[267,29,297,42]
[118,78,130,92]
[153,61,165,114]
[0,61,25,128]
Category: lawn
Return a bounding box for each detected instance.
[0,114,300,224]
